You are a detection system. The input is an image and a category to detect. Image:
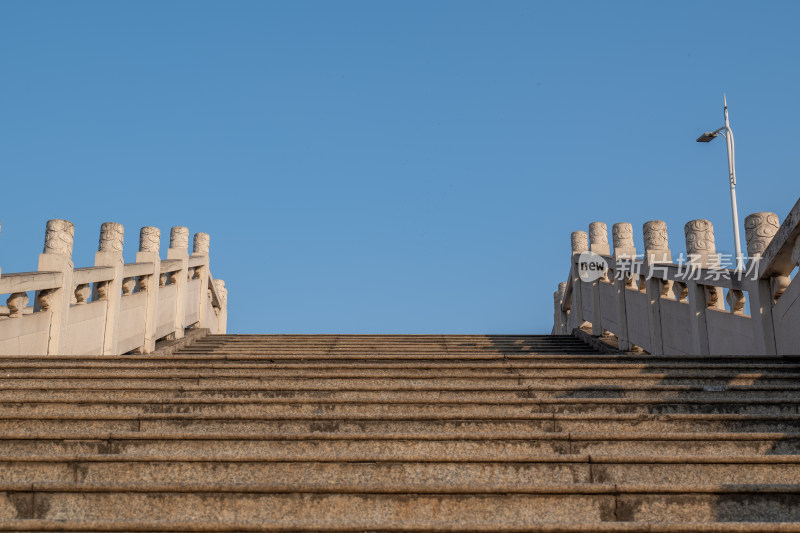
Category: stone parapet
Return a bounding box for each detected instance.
[0,220,228,355]
[554,197,800,355]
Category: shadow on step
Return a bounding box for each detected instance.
[549,349,800,522]
[554,354,800,448]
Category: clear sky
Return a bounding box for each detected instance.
[1,1,798,333]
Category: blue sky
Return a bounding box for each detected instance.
[1,1,798,333]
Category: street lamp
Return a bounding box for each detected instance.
[696,95,743,271]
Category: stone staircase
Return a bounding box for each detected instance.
[2,334,800,531]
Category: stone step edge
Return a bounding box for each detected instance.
[3,430,798,441]
[188,336,583,340]
[6,378,800,394]
[184,341,590,345]
[186,342,594,346]
[7,397,800,405]
[3,481,800,494]
[181,346,596,349]
[199,334,567,336]
[9,343,596,350]
[1,354,793,360]
[1,520,799,533]
[183,339,626,342]
[4,363,800,369]
[3,372,799,378]
[151,328,209,356]
[3,454,800,464]
[4,412,800,421]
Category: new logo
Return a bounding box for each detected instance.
[577,251,608,282]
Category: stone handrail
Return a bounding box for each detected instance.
[0,220,228,355]
[553,197,800,355]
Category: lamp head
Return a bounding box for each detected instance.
[696,132,719,143]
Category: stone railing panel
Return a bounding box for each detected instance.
[659,298,693,355]
[705,309,758,355]
[117,291,149,354]
[774,279,800,354]
[65,299,107,355]
[155,283,179,340]
[0,311,51,355]
[184,278,202,326]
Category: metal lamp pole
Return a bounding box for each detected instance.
[696,95,744,271]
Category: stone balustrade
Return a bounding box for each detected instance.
[553,197,800,355]
[0,220,227,355]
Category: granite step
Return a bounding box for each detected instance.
[3,398,800,416]
[2,520,800,532]
[4,333,800,529]
[4,431,800,457]
[3,368,799,379]
[177,350,600,354]
[4,352,798,362]
[3,413,800,434]
[3,455,800,485]
[3,361,800,371]
[2,377,797,390]
[2,482,800,524]
[183,338,597,352]
[3,386,800,402]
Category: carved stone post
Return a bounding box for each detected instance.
[745,212,780,260]
[612,223,636,259]
[136,227,161,353]
[643,220,671,265]
[642,221,671,355]
[559,281,568,334]
[613,222,643,289]
[684,219,720,356]
[745,212,780,355]
[745,212,785,299]
[670,217,688,304]
[643,219,673,297]
[193,232,211,329]
[685,219,719,267]
[553,281,568,335]
[587,222,608,336]
[589,222,610,256]
[34,219,74,355]
[90,222,125,355]
[570,231,588,329]
[571,231,588,253]
[213,279,227,334]
[612,223,636,352]
[686,218,723,308]
[168,226,190,340]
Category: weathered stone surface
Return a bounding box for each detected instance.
[589,222,610,255]
[138,226,160,253]
[98,222,124,253]
[169,226,189,250]
[43,219,74,255]
[612,222,634,248]
[193,232,210,254]
[571,231,588,253]
[0,334,799,528]
[746,212,780,257]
